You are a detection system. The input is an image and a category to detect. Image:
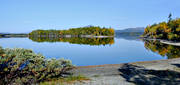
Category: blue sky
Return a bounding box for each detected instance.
[0,0,179,33]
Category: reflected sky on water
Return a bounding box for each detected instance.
[0,37,168,66]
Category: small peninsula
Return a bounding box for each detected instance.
[142,16,180,41]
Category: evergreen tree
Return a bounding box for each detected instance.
[168,13,172,23]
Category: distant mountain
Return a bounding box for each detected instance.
[115,27,145,41]
[0,33,6,34]
[0,33,28,38]
[115,27,145,33]
[0,32,28,34]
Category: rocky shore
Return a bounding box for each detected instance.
[141,38,180,46]
[69,58,180,85]
[160,40,180,46]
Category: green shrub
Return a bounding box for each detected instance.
[0,46,4,55]
[0,47,74,85]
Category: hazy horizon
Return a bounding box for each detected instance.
[0,0,179,33]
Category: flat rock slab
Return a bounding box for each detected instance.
[68,58,180,85]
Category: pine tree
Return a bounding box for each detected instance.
[168,13,172,23]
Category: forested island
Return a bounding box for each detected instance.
[0,34,2,38]
[29,26,115,37]
[142,14,180,41]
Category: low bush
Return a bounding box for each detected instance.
[0,46,74,85]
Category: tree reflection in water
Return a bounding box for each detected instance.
[29,37,114,46]
[144,40,180,59]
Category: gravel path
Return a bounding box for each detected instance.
[68,58,180,85]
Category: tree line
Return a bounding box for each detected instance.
[0,34,3,38]
[142,14,180,41]
[29,26,115,37]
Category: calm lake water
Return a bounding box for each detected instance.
[0,37,175,66]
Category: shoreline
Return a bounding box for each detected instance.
[0,33,114,38]
[74,58,180,69]
[141,37,180,46]
[29,35,114,38]
[75,59,169,68]
[160,40,180,46]
[70,58,180,85]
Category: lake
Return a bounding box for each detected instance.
[0,36,179,66]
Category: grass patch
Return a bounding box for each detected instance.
[173,67,180,72]
[40,75,89,85]
[93,75,100,77]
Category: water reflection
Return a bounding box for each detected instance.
[143,40,180,59]
[29,37,114,46]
